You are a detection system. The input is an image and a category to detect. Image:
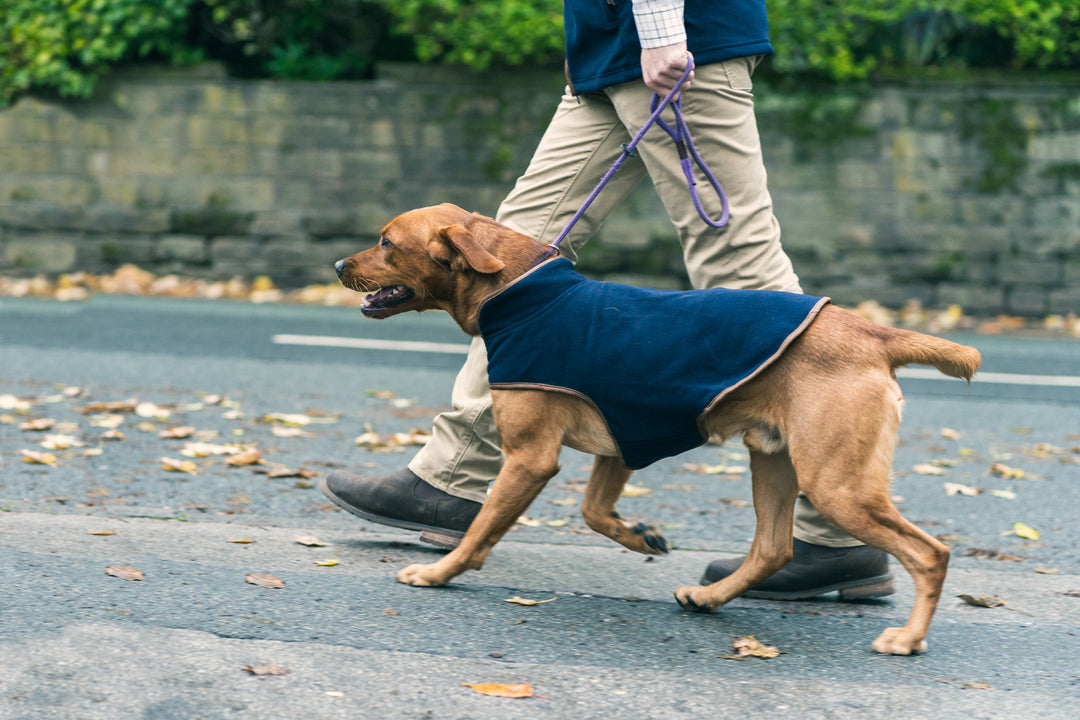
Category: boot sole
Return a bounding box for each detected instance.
[700,572,895,601]
[319,478,465,548]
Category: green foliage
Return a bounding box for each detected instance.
[369,0,564,70]
[0,0,196,104]
[1,0,1078,105]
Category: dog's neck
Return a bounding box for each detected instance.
[450,241,556,336]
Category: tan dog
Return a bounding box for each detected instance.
[335,203,981,655]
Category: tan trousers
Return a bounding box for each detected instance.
[408,58,859,548]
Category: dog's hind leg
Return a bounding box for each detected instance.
[581,455,669,555]
[792,402,949,655]
[674,446,799,611]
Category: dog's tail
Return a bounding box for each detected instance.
[884,328,981,382]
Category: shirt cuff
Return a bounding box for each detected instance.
[632,0,687,49]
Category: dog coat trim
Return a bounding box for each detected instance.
[477,258,829,470]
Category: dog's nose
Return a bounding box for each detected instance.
[334,259,346,277]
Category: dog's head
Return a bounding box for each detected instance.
[335,203,548,333]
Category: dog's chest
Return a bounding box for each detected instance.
[478,259,827,469]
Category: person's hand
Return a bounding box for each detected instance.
[641,44,693,97]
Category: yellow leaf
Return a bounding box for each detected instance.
[1011,522,1040,540]
[87,529,115,536]
[314,559,339,567]
[941,428,962,440]
[621,483,653,497]
[227,538,256,544]
[990,462,1025,479]
[545,519,568,527]
[504,596,556,606]
[461,683,534,698]
[21,449,57,466]
[160,457,198,474]
[944,482,981,496]
[226,449,263,466]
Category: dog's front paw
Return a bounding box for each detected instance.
[395,563,450,587]
[871,627,927,655]
[673,585,718,613]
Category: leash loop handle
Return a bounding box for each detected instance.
[548,57,728,255]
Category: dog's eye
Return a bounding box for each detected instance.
[380,236,393,249]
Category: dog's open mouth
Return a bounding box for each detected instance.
[362,285,415,313]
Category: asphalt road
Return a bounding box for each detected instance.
[1,295,1078,719]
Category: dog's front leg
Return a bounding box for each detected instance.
[581,455,669,555]
[674,448,799,611]
[396,404,563,587]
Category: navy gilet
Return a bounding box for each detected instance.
[477,259,828,470]
[564,0,773,94]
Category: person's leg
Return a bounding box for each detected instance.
[323,89,650,543]
[605,57,890,596]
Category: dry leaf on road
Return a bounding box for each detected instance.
[504,596,556,606]
[242,664,289,676]
[944,482,982,496]
[245,573,285,589]
[720,635,785,660]
[913,464,947,476]
[160,457,198,473]
[461,683,534,698]
[19,418,56,431]
[1008,522,1040,540]
[958,594,1005,608]
[21,449,57,466]
[105,565,145,581]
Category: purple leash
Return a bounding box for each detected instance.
[543,57,729,261]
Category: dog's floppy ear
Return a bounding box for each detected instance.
[432,224,505,274]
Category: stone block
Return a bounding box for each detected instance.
[935,284,1005,314]
[1049,287,1080,314]
[1006,287,1049,315]
[156,235,208,263]
[171,209,255,236]
[996,258,1063,286]
[4,235,78,273]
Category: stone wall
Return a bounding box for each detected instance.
[1,63,1079,315]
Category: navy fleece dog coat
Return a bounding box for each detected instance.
[477,258,829,470]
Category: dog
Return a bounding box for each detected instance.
[334,203,981,655]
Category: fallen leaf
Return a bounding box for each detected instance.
[621,483,653,497]
[293,536,330,547]
[1009,522,1040,540]
[271,426,316,438]
[19,418,56,431]
[21,449,57,466]
[40,434,84,450]
[720,635,784,660]
[1035,566,1060,575]
[160,457,198,474]
[990,489,1017,500]
[460,683,534,699]
[515,516,542,527]
[159,426,196,439]
[101,429,126,441]
[961,682,993,690]
[242,664,289,676]
[990,462,1025,479]
[325,691,345,697]
[135,402,171,419]
[314,559,339,567]
[962,548,1023,562]
[226,449,263,466]
[105,565,145,581]
[914,464,947,476]
[245,573,285,589]
[958,594,1005,608]
[683,463,744,475]
[944,482,981,496]
[504,596,557,606]
[941,428,962,440]
[548,497,577,506]
[545,519,568,527]
[180,442,241,458]
[89,413,126,429]
[383,609,400,616]
[227,538,256,544]
[87,529,115,536]
[78,399,137,414]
